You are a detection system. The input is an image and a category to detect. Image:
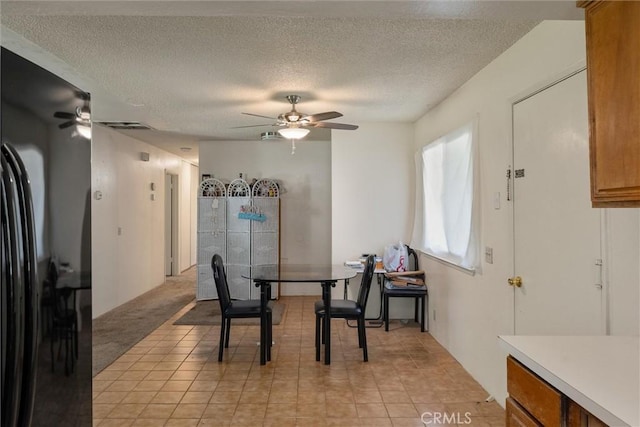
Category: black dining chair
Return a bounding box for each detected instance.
[314,254,375,362]
[383,245,428,332]
[211,254,272,362]
[44,261,78,375]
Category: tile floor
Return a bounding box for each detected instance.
[93,296,504,426]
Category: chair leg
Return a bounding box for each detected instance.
[356,318,363,348]
[321,315,325,345]
[414,298,419,323]
[421,295,426,332]
[266,312,272,361]
[224,318,231,348]
[315,314,321,361]
[218,317,226,362]
[74,322,79,360]
[384,294,390,332]
[360,316,368,362]
[50,327,55,372]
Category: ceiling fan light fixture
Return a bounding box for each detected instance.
[278,127,310,140]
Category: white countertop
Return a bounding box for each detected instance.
[499,335,639,427]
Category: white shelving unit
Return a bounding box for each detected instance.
[196,178,226,300]
[196,177,280,301]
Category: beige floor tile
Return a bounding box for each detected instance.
[119,371,152,381]
[94,391,129,404]
[151,391,186,404]
[188,380,218,392]
[106,381,141,393]
[170,403,207,419]
[98,419,135,427]
[179,391,213,404]
[161,381,193,392]
[131,419,166,426]
[165,419,200,427]
[94,296,503,426]
[359,418,393,426]
[202,403,237,418]
[209,390,242,404]
[138,404,178,419]
[171,370,200,381]
[93,403,117,419]
[107,403,148,419]
[94,380,115,392]
[356,403,389,418]
[122,392,158,404]
[134,381,167,392]
[385,403,419,418]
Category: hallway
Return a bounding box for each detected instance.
[92,296,504,426]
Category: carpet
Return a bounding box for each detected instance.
[92,268,196,376]
[173,300,285,325]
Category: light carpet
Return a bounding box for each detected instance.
[92,268,196,376]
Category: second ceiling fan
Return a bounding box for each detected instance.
[237,95,359,139]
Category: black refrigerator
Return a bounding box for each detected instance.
[1,48,92,426]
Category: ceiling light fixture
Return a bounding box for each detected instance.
[277,127,310,140]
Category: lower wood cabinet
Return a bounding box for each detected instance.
[568,400,608,427]
[506,356,608,427]
[506,398,542,427]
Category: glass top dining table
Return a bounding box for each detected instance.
[242,264,358,365]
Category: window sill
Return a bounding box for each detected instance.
[417,250,476,276]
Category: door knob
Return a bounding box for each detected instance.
[508,276,523,287]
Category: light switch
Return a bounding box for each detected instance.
[493,192,501,210]
[485,247,493,264]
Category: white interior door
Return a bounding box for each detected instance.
[513,70,604,335]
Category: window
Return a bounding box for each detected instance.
[411,120,480,272]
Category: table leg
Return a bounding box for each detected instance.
[321,281,335,365]
[257,280,268,366]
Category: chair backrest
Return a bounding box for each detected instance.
[356,255,376,308]
[406,245,419,271]
[211,254,231,311]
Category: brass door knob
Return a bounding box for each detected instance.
[508,276,523,287]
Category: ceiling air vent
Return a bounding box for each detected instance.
[98,121,153,130]
[261,131,282,141]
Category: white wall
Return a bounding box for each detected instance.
[92,126,197,317]
[331,122,414,314]
[413,20,640,406]
[49,125,92,274]
[198,138,332,295]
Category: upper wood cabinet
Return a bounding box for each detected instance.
[579,1,640,207]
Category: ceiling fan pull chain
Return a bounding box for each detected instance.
[291,140,296,155]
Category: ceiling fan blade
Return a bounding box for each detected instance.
[311,122,359,130]
[304,111,343,122]
[54,111,75,120]
[230,124,276,129]
[242,112,277,120]
[58,121,75,129]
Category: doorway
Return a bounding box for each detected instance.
[165,173,179,276]
[512,69,604,335]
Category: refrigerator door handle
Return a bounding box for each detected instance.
[2,144,39,426]
[0,153,25,427]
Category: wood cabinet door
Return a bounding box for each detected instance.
[506,397,543,427]
[583,1,640,206]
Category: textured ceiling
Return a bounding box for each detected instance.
[1,1,583,162]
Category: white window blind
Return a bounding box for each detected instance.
[411,120,480,272]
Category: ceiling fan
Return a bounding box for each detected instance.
[53,92,91,133]
[235,95,359,140]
